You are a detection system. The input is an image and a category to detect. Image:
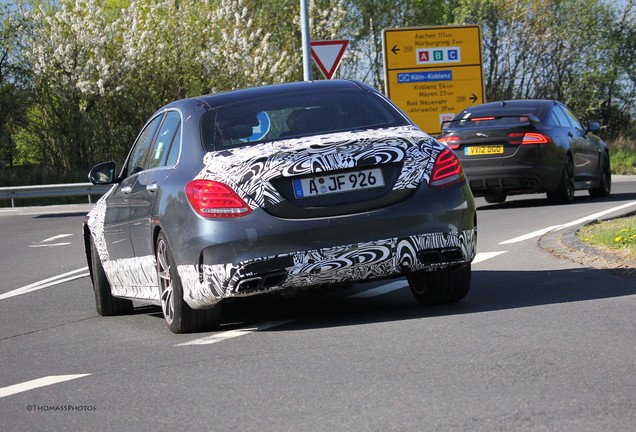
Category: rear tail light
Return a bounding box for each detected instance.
[508,132,550,145]
[437,136,460,149]
[429,148,465,189]
[185,179,252,218]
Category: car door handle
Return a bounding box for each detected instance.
[146,183,158,193]
[121,186,133,194]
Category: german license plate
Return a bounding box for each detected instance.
[465,145,504,156]
[292,168,385,199]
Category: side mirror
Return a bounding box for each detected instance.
[587,121,601,133]
[88,161,118,185]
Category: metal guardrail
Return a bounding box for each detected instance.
[2,175,634,209]
[0,183,112,207]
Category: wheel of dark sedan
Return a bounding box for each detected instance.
[484,193,507,204]
[547,155,575,204]
[589,153,611,197]
[156,232,219,334]
[89,237,133,316]
[407,264,471,305]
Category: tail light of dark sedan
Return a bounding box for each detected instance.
[437,136,460,149]
[186,179,253,218]
[429,148,466,189]
[508,132,550,145]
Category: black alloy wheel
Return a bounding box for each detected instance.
[156,231,219,333]
[547,155,575,204]
[407,264,471,305]
[89,237,134,316]
[589,153,611,197]
[484,194,507,204]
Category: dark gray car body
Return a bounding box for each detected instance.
[84,80,476,330]
[437,100,611,203]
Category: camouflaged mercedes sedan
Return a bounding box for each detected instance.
[84,80,477,333]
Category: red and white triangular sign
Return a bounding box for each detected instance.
[310,40,349,80]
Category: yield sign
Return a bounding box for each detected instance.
[310,40,349,79]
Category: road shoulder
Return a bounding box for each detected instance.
[539,214,636,276]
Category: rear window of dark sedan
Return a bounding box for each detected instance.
[200,91,409,150]
[446,107,541,129]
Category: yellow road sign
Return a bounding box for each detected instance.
[383,25,485,135]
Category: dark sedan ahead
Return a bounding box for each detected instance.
[437,100,611,204]
[84,80,476,333]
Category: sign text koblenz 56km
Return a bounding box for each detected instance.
[383,25,485,135]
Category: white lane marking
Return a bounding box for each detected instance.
[29,243,72,248]
[473,251,507,264]
[29,233,74,248]
[348,280,405,298]
[177,251,508,347]
[176,320,294,346]
[0,374,91,398]
[500,200,636,245]
[43,234,74,242]
[0,268,90,301]
[348,252,508,299]
[18,207,91,216]
[499,226,560,245]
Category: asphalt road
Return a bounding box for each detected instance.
[1,178,635,431]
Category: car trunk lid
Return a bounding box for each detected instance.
[195,126,441,218]
[439,113,545,158]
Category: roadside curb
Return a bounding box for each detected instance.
[539,212,636,276]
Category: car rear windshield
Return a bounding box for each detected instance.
[200,90,409,150]
[445,108,540,129]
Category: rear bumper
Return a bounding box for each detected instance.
[457,145,563,196]
[463,163,561,196]
[178,229,476,308]
[172,183,477,309]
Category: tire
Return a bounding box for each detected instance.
[89,237,133,316]
[156,232,220,333]
[484,193,507,204]
[589,153,611,197]
[407,264,471,305]
[547,155,575,204]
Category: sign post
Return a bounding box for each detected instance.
[300,0,312,81]
[382,25,485,135]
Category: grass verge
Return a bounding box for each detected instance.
[611,148,636,175]
[577,214,636,259]
[607,135,636,175]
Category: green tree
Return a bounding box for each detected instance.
[600,0,635,139]
[341,0,450,89]
[0,2,29,172]
[15,0,348,173]
[6,0,634,182]
[335,0,634,139]
[454,0,634,137]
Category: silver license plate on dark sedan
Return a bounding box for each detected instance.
[292,168,385,199]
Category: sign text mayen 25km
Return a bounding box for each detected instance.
[383,25,485,135]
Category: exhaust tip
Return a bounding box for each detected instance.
[235,277,263,293]
[235,271,288,293]
[417,248,465,265]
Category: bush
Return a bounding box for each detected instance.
[607,135,636,175]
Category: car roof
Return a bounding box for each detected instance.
[457,99,560,118]
[165,80,375,111]
[461,99,558,112]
